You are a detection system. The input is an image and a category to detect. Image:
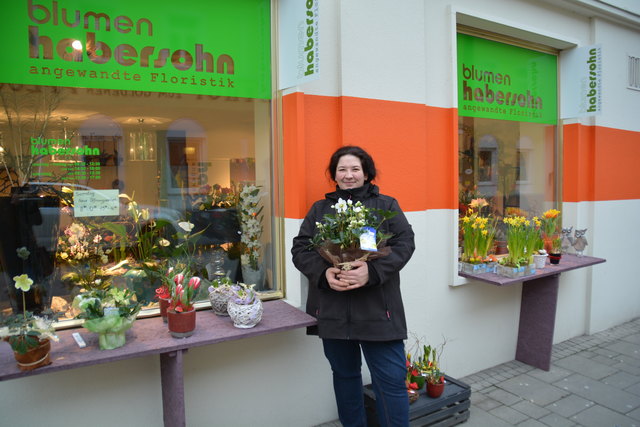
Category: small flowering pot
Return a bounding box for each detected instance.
[158,297,171,323]
[13,339,51,371]
[227,299,263,329]
[167,308,196,338]
[549,253,562,265]
[426,381,446,398]
[533,254,548,269]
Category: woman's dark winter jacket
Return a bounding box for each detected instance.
[291,184,415,341]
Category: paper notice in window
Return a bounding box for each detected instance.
[74,189,120,217]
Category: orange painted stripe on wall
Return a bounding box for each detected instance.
[283,93,458,219]
[564,124,640,202]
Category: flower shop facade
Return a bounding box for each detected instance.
[1,0,639,426]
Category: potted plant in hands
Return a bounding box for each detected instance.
[167,274,201,338]
[73,287,141,350]
[226,283,263,329]
[0,273,58,371]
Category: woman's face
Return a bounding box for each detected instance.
[335,154,367,190]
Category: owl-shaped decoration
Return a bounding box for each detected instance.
[560,226,574,254]
[572,228,588,257]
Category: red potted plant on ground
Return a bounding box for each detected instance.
[167,273,201,338]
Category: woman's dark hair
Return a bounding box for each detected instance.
[327,145,377,183]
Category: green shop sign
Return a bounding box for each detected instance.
[1,0,271,99]
[457,34,557,124]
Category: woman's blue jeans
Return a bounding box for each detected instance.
[322,338,409,427]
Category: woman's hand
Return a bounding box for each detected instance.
[326,261,369,291]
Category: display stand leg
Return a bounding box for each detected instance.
[160,350,187,427]
[515,274,559,371]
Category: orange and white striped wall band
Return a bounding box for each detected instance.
[283,93,640,219]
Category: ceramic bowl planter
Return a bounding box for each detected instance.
[208,286,233,316]
[533,254,548,269]
[227,298,263,329]
[167,308,196,338]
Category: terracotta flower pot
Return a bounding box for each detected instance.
[13,339,51,371]
[158,297,170,323]
[426,381,445,398]
[167,308,196,338]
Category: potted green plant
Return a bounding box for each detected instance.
[0,273,58,371]
[226,283,263,329]
[167,273,201,338]
[73,287,141,350]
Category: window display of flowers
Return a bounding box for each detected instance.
[237,184,264,270]
[56,222,115,291]
[0,273,58,358]
[459,198,496,264]
[192,183,238,210]
[73,287,141,350]
[310,197,397,270]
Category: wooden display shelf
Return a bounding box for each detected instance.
[0,300,317,427]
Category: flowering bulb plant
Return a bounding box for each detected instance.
[0,273,58,354]
[459,198,496,263]
[500,216,541,267]
[310,198,397,270]
[540,209,562,252]
[228,283,258,305]
[238,184,264,270]
[169,274,202,312]
[193,183,238,210]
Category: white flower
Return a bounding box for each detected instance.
[13,274,33,292]
[178,221,194,232]
[159,238,170,247]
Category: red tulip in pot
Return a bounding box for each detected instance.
[166,273,201,338]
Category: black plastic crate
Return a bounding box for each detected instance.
[364,375,471,427]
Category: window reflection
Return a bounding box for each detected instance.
[0,84,273,323]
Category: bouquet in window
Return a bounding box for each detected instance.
[56,222,117,291]
[193,184,238,211]
[238,184,264,270]
[73,287,141,350]
[310,198,397,270]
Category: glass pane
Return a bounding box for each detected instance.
[458,116,557,235]
[0,84,273,323]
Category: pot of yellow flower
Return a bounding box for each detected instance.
[497,216,539,278]
[459,198,497,273]
[0,274,58,371]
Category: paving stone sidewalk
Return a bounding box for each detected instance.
[461,317,640,427]
[315,317,640,427]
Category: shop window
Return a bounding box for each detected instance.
[0,85,275,323]
[457,31,559,249]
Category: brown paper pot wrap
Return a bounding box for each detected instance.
[13,339,51,371]
[316,240,392,270]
